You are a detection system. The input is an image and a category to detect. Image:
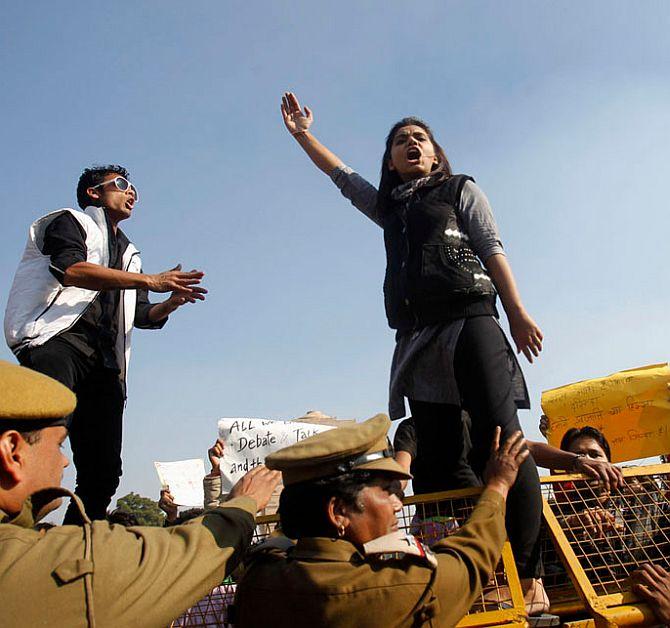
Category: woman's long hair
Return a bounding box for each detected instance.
[376,117,452,216]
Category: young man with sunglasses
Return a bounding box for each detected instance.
[4,165,207,523]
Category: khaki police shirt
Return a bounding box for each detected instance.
[234,488,507,627]
[0,488,257,628]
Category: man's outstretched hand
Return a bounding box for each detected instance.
[146,264,206,294]
[228,465,281,512]
[146,264,207,322]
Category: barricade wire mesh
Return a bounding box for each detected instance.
[540,463,670,624]
[399,488,521,617]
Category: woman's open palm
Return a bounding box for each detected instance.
[281,92,313,135]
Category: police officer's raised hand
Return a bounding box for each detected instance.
[228,465,281,512]
[146,264,205,293]
[483,428,529,499]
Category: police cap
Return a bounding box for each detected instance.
[266,413,412,486]
[0,360,75,428]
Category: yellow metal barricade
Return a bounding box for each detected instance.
[540,464,670,627]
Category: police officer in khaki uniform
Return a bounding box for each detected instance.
[234,413,529,627]
[0,360,280,628]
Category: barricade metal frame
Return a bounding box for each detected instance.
[540,464,670,627]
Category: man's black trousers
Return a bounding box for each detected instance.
[19,336,124,523]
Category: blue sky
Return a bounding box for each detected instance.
[2,2,669,514]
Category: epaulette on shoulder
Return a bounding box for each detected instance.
[363,531,437,568]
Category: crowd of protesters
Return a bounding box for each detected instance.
[1,91,670,627]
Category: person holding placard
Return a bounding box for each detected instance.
[280,92,545,613]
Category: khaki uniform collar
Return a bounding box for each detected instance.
[292,537,364,563]
[0,487,89,527]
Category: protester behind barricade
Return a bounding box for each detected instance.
[200,411,349,519]
[547,426,670,592]
[234,414,530,627]
[159,436,273,532]
[158,491,204,527]
[554,427,624,537]
[158,438,232,526]
[0,360,280,628]
[394,416,623,538]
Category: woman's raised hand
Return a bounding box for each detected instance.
[279,91,344,174]
[281,92,313,135]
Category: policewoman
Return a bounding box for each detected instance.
[233,414,528,627]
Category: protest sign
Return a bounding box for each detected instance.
[217,418,335,492]
[154,459,206,507]
[541,363,670,463]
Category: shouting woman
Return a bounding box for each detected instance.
[280,92,547,615]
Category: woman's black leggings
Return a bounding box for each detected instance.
[408,316,542,579]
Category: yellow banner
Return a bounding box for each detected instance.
[541,363,670,463]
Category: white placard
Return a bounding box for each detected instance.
[154,458,206,507]
[217,418,335,492]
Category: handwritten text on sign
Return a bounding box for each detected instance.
[541,363,670,463]
[217,418,334,492]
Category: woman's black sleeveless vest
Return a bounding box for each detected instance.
[381,174,498,332]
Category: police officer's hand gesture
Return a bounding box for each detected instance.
[228,465,282,513]
[483,428,529,499]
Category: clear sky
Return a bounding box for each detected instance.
[2,2,669,517]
